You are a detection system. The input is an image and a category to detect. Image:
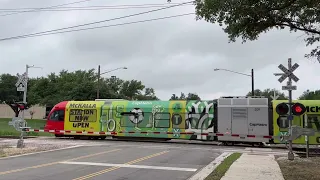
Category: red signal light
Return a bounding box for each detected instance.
[295,106,302,113]
[292,103,306,116]
[276,103,289,115]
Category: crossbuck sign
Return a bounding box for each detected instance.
[277,62,299,91]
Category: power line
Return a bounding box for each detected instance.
[0,4,193,12]
[0,3,191,10]
[0,1,193,41]
[0,13,195,42]
[0,0,93,17]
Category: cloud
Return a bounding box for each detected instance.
[0,0,317,100]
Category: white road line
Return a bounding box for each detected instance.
[188,152,231,180]
[0,145,83,160]
[59,161,198,172]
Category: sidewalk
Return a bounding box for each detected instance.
[221,153,285,180]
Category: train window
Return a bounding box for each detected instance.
[120,111,146,127]
[154,113,170,128]
[306,115,320,131]
[49,110,64,122]
[137,113,152,128]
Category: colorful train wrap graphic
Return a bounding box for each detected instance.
[43,97,320,145]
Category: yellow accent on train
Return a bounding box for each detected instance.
[64,101,104,135]
[272,100,320,145]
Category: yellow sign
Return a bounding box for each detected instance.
[65,101,104,133]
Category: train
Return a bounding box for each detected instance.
[42,96,320,146]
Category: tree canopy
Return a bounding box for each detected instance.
[193,0,320,61]
[170,92,201,100]
[0,70,205,107]
[298,89,320,100]
[246,88,288,101]
[0,69,160,106]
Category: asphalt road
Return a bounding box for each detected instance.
[0,142,224,180]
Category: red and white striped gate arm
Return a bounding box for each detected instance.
[25,128,276,139]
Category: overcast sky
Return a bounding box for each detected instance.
[1,0,318,100]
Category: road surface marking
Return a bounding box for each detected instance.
[0,148,121,176]
[73,150,169,180]
[60,161,197,172]
[188,152,231,180]
[0,145,83,160]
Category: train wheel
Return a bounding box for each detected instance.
[55,134,62,138]
[74,136,80,139]
[92,137,100,140]
[100,136,107,140]
[258,142,264,148]
[222,142,228,146]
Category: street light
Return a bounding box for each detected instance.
[97,65,127,99]
[214,68,255,96]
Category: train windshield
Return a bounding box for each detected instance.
[48,110,65,122]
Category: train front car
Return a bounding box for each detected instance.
[272,100,320,145]
[44,101,68,137]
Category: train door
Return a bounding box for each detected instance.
[231,107,248,135]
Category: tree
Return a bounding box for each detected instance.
[29,69,98,106]
[170,92,201,100]
[298,89,320,100]
[193,0,320,61]
[186,93,201,100]
[246,88,288,101]
[134,88,159,100]
[0,68,160,107]
[0,73,20,103]
[170,94,179,100]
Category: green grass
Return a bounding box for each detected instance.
[204,153,242,180]
[0,118,54,137]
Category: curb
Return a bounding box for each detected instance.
[188,152,232,180]
[0,136,38,139]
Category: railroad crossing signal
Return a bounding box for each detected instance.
[277,63,299,83]
[15,73,27,92]
[274,58,300,161]
[275,102,306,117]
[8,117,27,132]
[276,62,299,91]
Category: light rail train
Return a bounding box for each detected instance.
[41,96,320,146]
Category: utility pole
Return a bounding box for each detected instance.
[251,69,254,96]
[96,65,127,99]
[97,65,101,99]
[214,68,255,96]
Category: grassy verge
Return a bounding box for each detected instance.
[204,153,242,180]
[0,118,53,137]
[277,156,320,180]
